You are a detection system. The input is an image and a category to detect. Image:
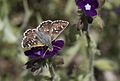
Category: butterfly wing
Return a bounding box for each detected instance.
[37,20,53,47]
[21,20,69,48]
[21,29,44,48]
[37,20,52,35]
[50,20,69,40]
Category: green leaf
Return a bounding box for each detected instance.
[95,59,118,71]
[3,17,17,43]
[104,1,113,9]
[0,19,4,31]
[92,15,104,30]
[78,74,90,81]
[98,0,106,7]
[64,0,75,16]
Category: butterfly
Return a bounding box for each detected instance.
[21,20,69,50]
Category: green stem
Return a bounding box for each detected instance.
[86,31,94,81]
[49,63,60,81]
[21,0,32,31]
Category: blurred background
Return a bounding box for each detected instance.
[0,0,120,81]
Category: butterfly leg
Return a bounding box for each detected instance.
[42,48,48,58]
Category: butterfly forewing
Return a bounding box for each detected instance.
[37,20,52,35]
[37,20,53,47]
[22,29,44,48]
[50,20,69,40]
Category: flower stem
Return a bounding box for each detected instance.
[86,31,94,81]
[49,63,60,81]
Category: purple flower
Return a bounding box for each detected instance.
[24,40,64,58]
[115,5,120,15]
[75,0,99,16]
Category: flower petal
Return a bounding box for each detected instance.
[24,50,38,57]
[91,0,99,9]
[85,8,97,16]
[41,40,64,58]
[77,2,97,16]
[75,0,81,6]
[24,40,64,58]
[75,0,98,17]
[44,46,60,58]
[85,0,91,3]
[34,46,48,56]
[115,5,120,15]
[52,40,64,48]
[75,0,86,8]
[24,46,48,57]
[75,0,98,8]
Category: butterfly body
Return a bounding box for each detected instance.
[34,29,53,50]
[21,20,69,50]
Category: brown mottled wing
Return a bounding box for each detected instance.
[37,20,52,35]
[21,29,44,48]
[37,20,53,46]
[50,20,69,40]
[23,29,37,37]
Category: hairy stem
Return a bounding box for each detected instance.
[86,31,94,81]
[49,63,60,81]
